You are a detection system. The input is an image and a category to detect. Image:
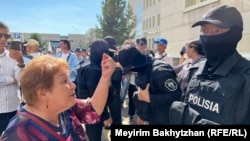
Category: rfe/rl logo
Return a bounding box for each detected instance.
[14,33,21,39]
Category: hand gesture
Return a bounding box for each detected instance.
[138,83,150,103]
[103,117,112,126]
[9,49,24,65]
[101,53,116,78]
[136,116,145,125]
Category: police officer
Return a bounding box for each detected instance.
[117,45,182,125]
[169,5,250,124]
[104,36,122,127]
[77,39,112,141]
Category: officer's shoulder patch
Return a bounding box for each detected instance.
[164,79,178,91]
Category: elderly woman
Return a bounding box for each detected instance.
[0,54,115,141]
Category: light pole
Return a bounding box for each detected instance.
[72,26,79,34]
[72,26,82,47]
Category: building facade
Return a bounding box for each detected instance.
[9,32,86,50]
[129,0,250,64]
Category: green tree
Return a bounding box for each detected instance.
[96,0,136,45]
[29,33,46,51]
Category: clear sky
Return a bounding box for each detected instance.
[0,0,103,35]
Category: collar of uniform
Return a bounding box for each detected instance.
[196,52,241,77]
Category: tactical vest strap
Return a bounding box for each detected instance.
[25,54,34,60]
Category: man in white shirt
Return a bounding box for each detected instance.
[58,39,79,83]
[154,37,173,66]
[0,21,24,135]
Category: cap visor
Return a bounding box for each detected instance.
[108,48,116,53]
[192,20,229,28]
[192,21,208,27]
[154,41,160,44]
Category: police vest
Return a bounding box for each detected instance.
[185,58,250,124]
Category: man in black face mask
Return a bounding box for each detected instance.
[169,5,250,125]
[118,45,182,125]
[103,36,122,128]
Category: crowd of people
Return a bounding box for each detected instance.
[1,4,250,141]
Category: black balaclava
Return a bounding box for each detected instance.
[130,53,150,72]
[118,45,149,74]
[89,39,109,64]
[200,27,242,68]
[104,36,116,59]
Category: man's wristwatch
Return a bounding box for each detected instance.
[17,64,25,68]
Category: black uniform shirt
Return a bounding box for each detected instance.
[136,59,182,124]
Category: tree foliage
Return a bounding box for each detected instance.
[96,0,136,45]
[29,33,46,50]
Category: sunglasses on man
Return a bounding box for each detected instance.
[140,43,146,46]
[0,33,10,39]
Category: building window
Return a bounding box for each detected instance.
[157,14,160,26]
[153,16,155,27]
[149,17,151,29]
[143,0,146,10]
[185,0,208,8]
[148,38,151,49]
[143,20,145,30]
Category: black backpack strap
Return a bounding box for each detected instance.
[66,52,71,62]
[79,60,85,65]
[25,54,34,60]
[158,53,167,60]
[58,52,71,62]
